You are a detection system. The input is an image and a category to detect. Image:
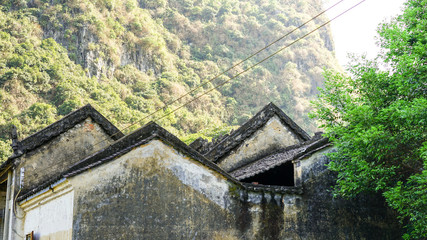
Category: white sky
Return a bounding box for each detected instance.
[323,0,406,67]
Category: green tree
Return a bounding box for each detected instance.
[311,1,427,239]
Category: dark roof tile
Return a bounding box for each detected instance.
[17,122,240,201]
[17,104,123,156]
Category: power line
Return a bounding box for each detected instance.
[150,0,366,124]
[93,0,365,149]
[102,0,346,140]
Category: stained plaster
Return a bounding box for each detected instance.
[68,139,239,239]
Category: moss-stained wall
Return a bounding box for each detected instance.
[219,116,302,172]
[17,118,114,193]
[66,140,400,239]
[289,147,401,239]
[69,140,239,239]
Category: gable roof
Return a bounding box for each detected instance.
[18,122,302,202]
[64,122,231,179]
[17,122,236,201]
[4,104,124,164]
[203,102,310,163]
[230,134,330,180]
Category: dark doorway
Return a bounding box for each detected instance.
[242,161,294,186]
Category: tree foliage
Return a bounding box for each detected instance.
[311,1,427,239]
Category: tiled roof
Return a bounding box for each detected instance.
[18,122,305,202]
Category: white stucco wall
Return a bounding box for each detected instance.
[21,183,74,240]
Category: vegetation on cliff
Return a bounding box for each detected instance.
[0,0,338,161]
[311,0,427,238]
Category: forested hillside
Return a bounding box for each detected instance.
[0,0,339,161]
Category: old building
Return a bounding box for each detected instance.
[0,103,400,239]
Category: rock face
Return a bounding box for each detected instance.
[0,103,401,240]
[39,7,164,80]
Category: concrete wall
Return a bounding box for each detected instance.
[17,118,114,194]
[218,116,302,172]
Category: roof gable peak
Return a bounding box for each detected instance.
[203,102,310,162]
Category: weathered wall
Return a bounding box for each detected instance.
[287,147,401,239]
[69,140,240,239]
[17,118,114,194]
[68,139,294,239]
[66,139,400,239]
[20,181,74,240]
[218,116,302,172]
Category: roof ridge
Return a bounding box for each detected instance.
[6,104,123,161]
[203,102,310,163]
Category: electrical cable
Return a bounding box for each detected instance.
[4,2,367,233]
[150,0,367,124]
[91,0,366,150]
[13,188,25,220]
[96,0,346,142]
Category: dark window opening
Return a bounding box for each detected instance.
[242,161,294,186]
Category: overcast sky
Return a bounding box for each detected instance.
[323,0,406,67]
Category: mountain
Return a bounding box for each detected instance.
[0,0,339,161]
